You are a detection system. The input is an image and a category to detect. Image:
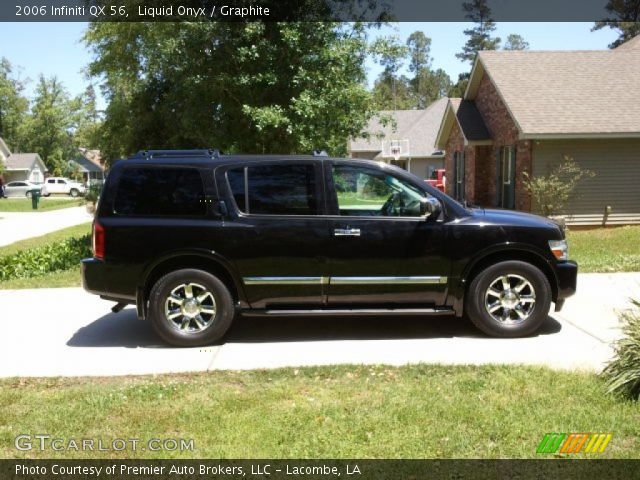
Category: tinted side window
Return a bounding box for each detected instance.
[226,168,246,212]
[227,164,318,215]
[114,167,206,216]
[332,164,427,217]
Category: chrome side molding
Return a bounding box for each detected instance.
[331,276,447,285]
[243,276,325,285]
[243,276,447,285]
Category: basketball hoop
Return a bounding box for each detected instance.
[391,146,401,161]
[383,139,410,161]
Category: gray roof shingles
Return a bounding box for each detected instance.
[5,153,39,170]
[476,48,640,135]
[349,97,448,157]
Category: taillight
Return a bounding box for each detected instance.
[93,221,105,260]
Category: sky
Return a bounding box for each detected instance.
[0,22,619,111]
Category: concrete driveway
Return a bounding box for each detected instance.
[0,205,92,247]
[0,273,637,377]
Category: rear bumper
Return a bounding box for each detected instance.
[555,260,578,301]
[82,257,135,302]
[82,258,106,296]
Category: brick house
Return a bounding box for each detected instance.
[435,38,640,225]
[349,98,448,180]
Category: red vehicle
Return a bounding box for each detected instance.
[426,169,446,192]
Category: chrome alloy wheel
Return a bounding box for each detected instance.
[164,283,217,334]
[484,274,536,325]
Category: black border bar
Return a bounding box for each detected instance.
[3,459,639,479]
[2,0,620,22]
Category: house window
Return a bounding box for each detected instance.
[497,146,516,209]
[454,151,465,202]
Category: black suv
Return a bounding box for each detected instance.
[82,150,577,346]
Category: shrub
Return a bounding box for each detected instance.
[84,184,101,204]
[0,235,91,281]
[602,299,640,400]
[523,156,595,217]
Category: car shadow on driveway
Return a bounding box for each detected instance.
[66,308,168,349]
[67,307,563,348]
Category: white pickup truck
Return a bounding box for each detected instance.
[42,177,86,197]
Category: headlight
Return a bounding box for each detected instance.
[549,239,568,261]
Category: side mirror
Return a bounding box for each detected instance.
[420,197,442,219]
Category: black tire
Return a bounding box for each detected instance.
[465,260,551,338]
[25,191,32,198]
[148,269,235,347]
[70,188,79,197]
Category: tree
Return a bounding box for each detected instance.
[372,74,414,110]
[456,0,501,65]
[522,156,595,217]
[448,73,470,98]
[405,31,451,108]
[84,21,378,162]
[0,58,29,151]
[371,35,412,110]
[22,75,78,171]
[74,85,102,149]
[592,0,640,48]
[406,31,432,73]
[504,34,530,50]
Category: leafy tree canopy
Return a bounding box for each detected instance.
[503,34,530,51]
[372,31,451,110]
[19,75,78,172]
[0,58,29,152]
[592,0,640,48]
[84,21,379,161]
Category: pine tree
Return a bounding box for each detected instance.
[456,0,501,64]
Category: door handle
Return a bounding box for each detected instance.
[334,228,361,237]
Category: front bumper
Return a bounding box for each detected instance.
[554,260,578,303]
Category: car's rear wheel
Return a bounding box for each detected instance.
[465,260,551,337]
[148,269,235,347]
[69,188,79,197]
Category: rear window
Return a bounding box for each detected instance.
[227,164,318,215]
[114,167,206,216]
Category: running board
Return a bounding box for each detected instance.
[243,308,455,317]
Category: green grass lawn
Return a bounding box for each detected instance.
[0,197,83,212]
[0,223,90,290]
[0,223,90,257]
[1,364,638,459]
[0,267,81,289]
[568,226,640,273]
[337,192,386,207]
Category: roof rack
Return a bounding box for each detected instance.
[131,149,222,159]
[312,150,328,157]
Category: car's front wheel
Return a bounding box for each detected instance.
[25,191,32,198]
[148,269,235,347]
[465,260,551,337]
[69,188,79,197]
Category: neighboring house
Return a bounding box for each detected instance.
[0,138,10,164]
[0,138,48,184]
[436,37,640,225]
[69,148,105,185]
[348,98,448,180]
